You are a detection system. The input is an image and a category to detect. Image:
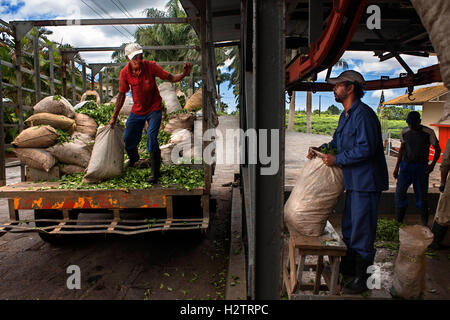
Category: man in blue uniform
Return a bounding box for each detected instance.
[308,70,389,294]
[393,111,441,226]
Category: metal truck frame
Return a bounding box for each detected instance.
[0,13,218,242]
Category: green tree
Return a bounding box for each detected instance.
[216,68,231,112]
[327,104,341,115]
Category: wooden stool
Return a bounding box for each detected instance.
[283,221,347,298]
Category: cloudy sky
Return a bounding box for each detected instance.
[1,0,441,112]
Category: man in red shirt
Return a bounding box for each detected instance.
[109,43,191,183]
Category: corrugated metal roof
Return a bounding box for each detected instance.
[383,84,448,106]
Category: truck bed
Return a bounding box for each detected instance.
[0,181,209,236]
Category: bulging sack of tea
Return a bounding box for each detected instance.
[33,95,75,118]
[284,149,344,236]
[163,113,195,134]
[83,125,125,183]
[12,125,58,148]
[60,164,85,175]
[390,225,434,299]
[184,88,202,111]
[47,138,92,168]
[25,113,76,133]
[74,113,98,138]
[14,148,56,172]
[159,82,182,113]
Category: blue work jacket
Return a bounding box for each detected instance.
[321,99,389,192]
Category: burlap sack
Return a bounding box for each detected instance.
[60,164,85,175]
[159,82,182,113]
[160,143,175,165]
[47,139,92,168]
[33,96,75,118]
[284,149,344,236]
[14,148,56,172]
[80,90,100,104]
[163,113,195,134]
[185,88,202,111]
[25,113,76,133]
[74,113,98,138]
[83,125,125,183]
[169,128,192,145]
[12,125,58,148]
[391,225,434,299]
[411,0,450,121]
[71,131,94,145]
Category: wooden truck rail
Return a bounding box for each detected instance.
[0,181,209,239]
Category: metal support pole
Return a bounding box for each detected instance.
[105,73,109,101]
[14,28,25,181]
[99,72,103,103]
[0,56,5,186]
[189,72,194,97]
[201,0,213,193]
[61,56,67,99]
[33,34,41,103]
[48,45,55,95]
[91,68,95,90]
[253,0,285,299]
[71,59,76,104]
[82,64,87,93]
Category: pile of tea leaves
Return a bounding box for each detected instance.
[56,165,204,191]
[375,218,403,251]
[76,101,117,126]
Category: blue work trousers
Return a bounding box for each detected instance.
[342,190,381,262]
[123,110,162,153]
[394,161,429,212]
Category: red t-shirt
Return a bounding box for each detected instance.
[119,60,170,115]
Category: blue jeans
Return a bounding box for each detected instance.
[123,110,162,153]
[394,161,429,212]
[341,190,381,262]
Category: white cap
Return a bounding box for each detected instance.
[124,43,143,60]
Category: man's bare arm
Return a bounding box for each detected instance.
[427,143,441,174]
[167,62,192,83]
[393,142,404,179]
[108,92,126,127]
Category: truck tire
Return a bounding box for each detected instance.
[34,209,78,244]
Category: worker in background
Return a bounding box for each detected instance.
[393,111,441,226]
[429,138,449,249]
[109,43,191,183]
[308,70,389,294]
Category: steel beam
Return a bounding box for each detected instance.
[288,64,442,92]
[253,0,285,300]
[60,45,199,53]
[10,18,192,29]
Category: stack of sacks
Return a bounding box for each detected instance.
[158,85,201,164]
[12,95,96,176]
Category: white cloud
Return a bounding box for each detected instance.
[370,89,398,100]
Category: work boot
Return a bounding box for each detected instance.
[429,221,449,250]
[395,207,406,223]
[339,249,356,277]
[125,148,139,168]
[343,254,372,295]
[420,209,429,227]
[147,150,161,184]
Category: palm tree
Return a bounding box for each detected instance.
[216,68,231,112]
